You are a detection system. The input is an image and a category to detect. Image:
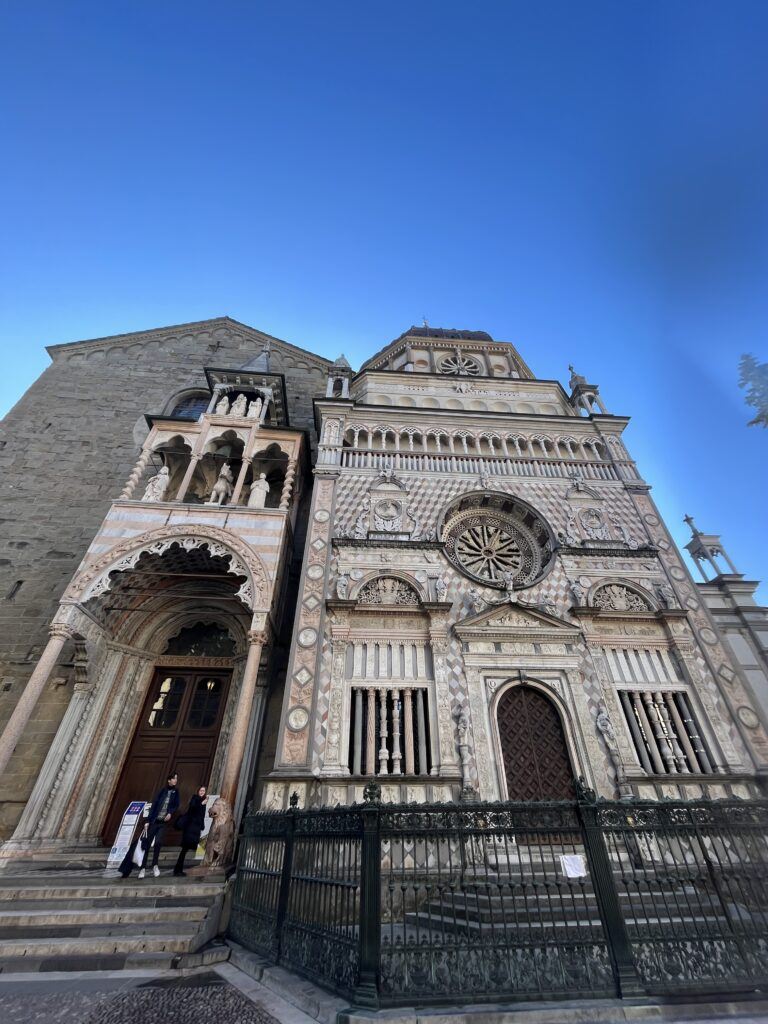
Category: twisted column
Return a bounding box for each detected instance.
[120,447,152,499]
[279,459,297,511]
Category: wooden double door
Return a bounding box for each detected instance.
[103,667,231,846]
[497,685,576,801]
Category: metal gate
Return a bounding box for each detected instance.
[228,786,768,1007]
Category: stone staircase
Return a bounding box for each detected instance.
[0,852,230,973]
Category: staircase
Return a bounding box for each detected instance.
[0,852,230,973]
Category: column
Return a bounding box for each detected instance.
[391,689,402,775]
[619,690,653,773]
[366,688,376,775]
[353,689,363,775]
[378,689,389,775]
[403,688,415,775]
[220,624,268,806]
[664,693,701,773]
[230,457,253,506]
[120,446,152,499]
[632,691,665,773]
[655,692,687,772]
[0,624,72,776]
[279,458,297,510]
[175,454,201,503]
[416,689,428,776]
[677,692,714,773]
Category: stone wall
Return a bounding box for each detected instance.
[0,318,328,836]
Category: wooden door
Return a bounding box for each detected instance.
[102,667,230,846]
[497,686,575,801]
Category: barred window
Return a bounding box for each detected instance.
[169,392,209,419]
[347,686,432,777]
[618,689,714,775]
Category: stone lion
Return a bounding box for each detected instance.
[201,797,235,869]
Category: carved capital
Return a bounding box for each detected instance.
[49,623,76,642]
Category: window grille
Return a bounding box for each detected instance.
[347,686,431,777]
[170,393,210,419]
[618,689,713,774]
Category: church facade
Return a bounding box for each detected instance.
[1,319,767,855]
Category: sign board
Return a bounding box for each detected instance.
[106,800,146,869]
[194,794,220,860]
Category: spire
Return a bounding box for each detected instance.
[332,353,351,369]
[239,338,271,372]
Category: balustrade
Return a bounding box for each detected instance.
[338,447,631,481]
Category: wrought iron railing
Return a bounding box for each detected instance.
[228,784,768,1007]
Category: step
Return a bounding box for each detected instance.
[0,941,231,974]
[0,905,208,928]
[0,879,224,902]
[0,931,199,958]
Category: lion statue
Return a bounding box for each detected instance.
[201,797,235,869]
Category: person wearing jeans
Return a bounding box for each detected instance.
[138,771,179,878]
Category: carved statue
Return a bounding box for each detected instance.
[609,511,635,547]
[655,581,676,608]
[406,504,420,538]
[214,394,230,415]
[336,573,349,599]
[596,704,616,743]
[467,587,486,614]
[247,472,270,509]
[435,576,447,602]
[207,463,234,505]
[457,713,470,745]
[141,466,170,503]
[353,496,370,539]
[580,507,610,541]
[247,396,262,419]
[570,580,586,605]
[200,797,235,869]
[502,570,518,604]
[542,599,557,617]
[230,393,248,417]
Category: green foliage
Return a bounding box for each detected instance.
[739,354,768,428]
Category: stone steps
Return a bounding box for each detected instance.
[0,860,229,973]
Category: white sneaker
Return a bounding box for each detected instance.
[152,865,160,877]
[137,869,145,879]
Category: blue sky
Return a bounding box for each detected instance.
[1,2,766,595]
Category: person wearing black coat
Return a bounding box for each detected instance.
[173,786,208,876]
[138,772,180,878]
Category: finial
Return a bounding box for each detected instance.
[422,315,429,328]
[683,514,700,536]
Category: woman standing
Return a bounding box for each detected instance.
[173,786,208,877]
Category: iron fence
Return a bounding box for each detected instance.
[228,785,768,1007]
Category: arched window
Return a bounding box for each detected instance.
[169,392,210,419]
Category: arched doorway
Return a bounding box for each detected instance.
[496,685,575,800]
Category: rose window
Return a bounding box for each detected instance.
[439,354,482,376]
[441,493,554,590]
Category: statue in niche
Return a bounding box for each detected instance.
[655,581,676,608]
[336,573,349,599]
[570,579,586,605]
[215,394,230,414]
[230,393,248,417]
[247,395,262,419]
[247,472,270,509]
[207,463,234,505]
[141,466,171,503]
[435,576,447,602]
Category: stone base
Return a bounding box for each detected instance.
[260,777,462,810]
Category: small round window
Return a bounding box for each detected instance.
[439,354,482,376]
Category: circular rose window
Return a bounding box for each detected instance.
[439,354,482,376]
[441,493,554,589]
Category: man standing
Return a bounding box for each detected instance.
[138,771,179,878]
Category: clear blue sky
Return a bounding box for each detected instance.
[1,2,766,596]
